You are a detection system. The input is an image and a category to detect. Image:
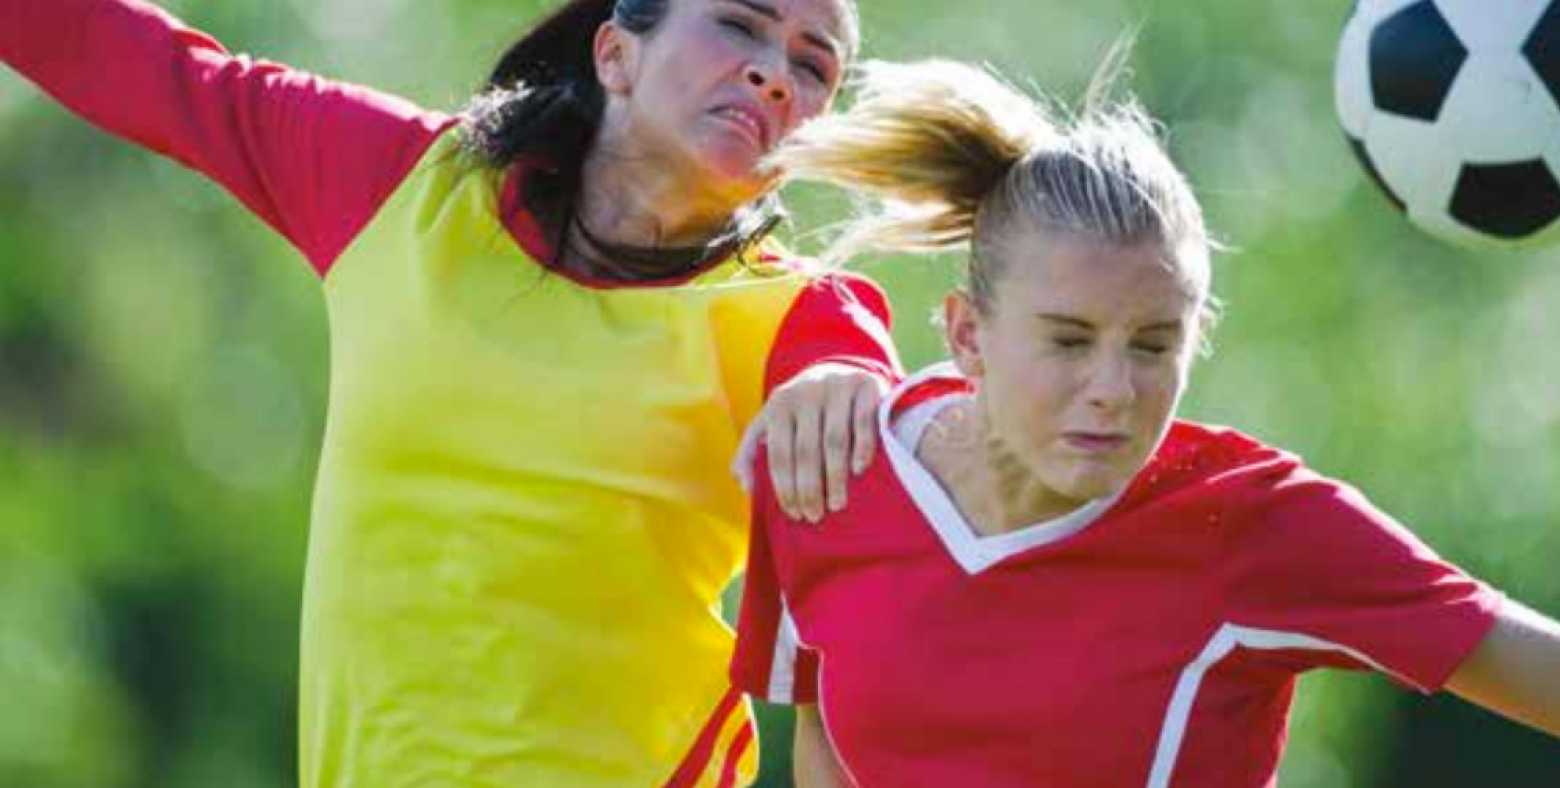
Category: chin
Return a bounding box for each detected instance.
[1051,464,1132,502]
[1062,479,1118,503]
[706,167,770,206]
[694,143,772,197]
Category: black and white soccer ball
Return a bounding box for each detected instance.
[1336,0,1560,247]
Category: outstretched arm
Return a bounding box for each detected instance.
[1,0,453,275]
[1445,598,1560,737]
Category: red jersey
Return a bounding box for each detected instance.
[732,364,1501,787]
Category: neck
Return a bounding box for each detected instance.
[918,397,1086,536]
[575,124,756,251]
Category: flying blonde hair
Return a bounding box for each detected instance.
[772,52,1216,332]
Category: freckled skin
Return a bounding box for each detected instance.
[925,234,1204,535]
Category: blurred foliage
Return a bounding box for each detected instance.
[3,0,1559,786]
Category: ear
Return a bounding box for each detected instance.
[594,20,639,96]
[944,290,986,379]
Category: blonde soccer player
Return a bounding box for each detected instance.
[732,59,1560,786]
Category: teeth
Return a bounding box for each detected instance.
[718,108,762,141]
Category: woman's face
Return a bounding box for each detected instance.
[599,0,852,202]
[947,231,1202,508]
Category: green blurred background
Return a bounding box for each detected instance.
[2,0,1558,785]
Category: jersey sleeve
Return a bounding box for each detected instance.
[731,452,821,705]
[762,271,903,395]
[1,0,455,276]
[1223,465,1502,692]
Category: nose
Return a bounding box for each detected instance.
[745,58,792,105]
[1084,352,1136,413]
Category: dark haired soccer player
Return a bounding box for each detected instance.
[3,0,896,784]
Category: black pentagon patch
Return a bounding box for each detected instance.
[1369,1,1467,122]
[1449,159,1560,239]
[1522,2,1560,109]
[1346,134,1406,212]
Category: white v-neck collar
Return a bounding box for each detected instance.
[879,363,1124,575]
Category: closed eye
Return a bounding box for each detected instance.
[794,58,828,84]
[719,16,758,38]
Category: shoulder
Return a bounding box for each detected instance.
[1114,421,1379,536]
[1118,422,1301,508]
[752,438,923,550]
[1133,423,1410,557]
[377,127,503,206]
[761,261,895,331]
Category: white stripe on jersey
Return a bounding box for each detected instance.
[877,363,1123,576]
[767,596,803,703]
[1147,623,1419,788]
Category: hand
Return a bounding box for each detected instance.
[733,363,889,523]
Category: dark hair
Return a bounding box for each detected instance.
[461,0,780,277]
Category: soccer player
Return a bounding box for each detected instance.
[733,59,1560,786]
[2,0,900,784]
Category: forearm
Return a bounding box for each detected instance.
[1445,597,1560,736]
[794,705,850,788]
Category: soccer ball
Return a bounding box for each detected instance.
[1335,0,1560,247]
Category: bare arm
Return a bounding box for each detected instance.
[794,705,851,788]
[1444,597,1560,737]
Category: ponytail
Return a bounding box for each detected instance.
[770,60,1058,261]
[776,56,1212,334]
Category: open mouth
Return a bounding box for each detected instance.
[711,104,770,149]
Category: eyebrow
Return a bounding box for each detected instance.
[719,0,843,61]
[1036,314,1184,333]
